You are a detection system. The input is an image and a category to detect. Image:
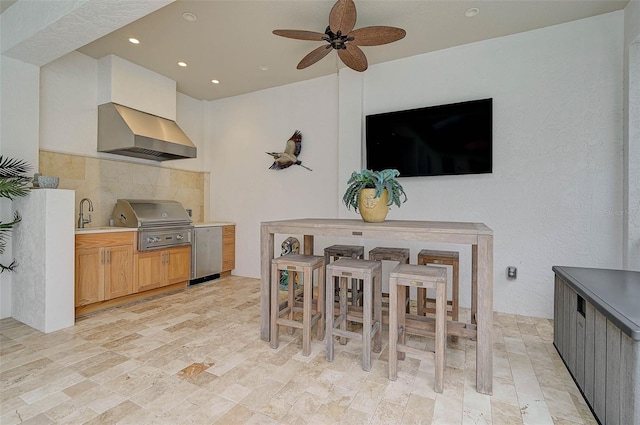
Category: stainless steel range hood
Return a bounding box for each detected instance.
[98,103,197,161]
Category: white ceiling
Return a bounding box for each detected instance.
[62,1,629,101]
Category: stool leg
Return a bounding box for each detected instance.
[362,277,372,371]
[435,281,446,393]
[339,276,348,345]
[397,284,406,361]
[452,259,459,322]
[270,263,280,349]
[389,275,398,380]
[287,271,295,335]
[302,267,312,356]
[472,245,477,325]
[417,287,426,316]
[373,270,382,354]
[317,265,325,341]
[326,271,335,362]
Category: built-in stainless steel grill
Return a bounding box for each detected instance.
[112,199,193,251]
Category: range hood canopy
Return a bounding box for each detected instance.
[98,103,197,161]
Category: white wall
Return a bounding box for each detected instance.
[39,51,205,173]
[209,12,624,319]
[0,55,40,319]
[207,75,339,276]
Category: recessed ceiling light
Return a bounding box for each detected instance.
[211,79,220,84]
[465,8,479,17]
[178,61,187,67]
[258,65,269,71]
[182,12,197,21]
[128,38,140,44]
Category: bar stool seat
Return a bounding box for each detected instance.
[324,245,365,305]
[270,254,325,356]
[326,258,382,371]
[389,263,447,393]
[417,249,460,321]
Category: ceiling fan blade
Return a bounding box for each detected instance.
[297,45,332,69]
[350,26,406,46]
[338,44,368,72]
[329,0,357,35]
[273,29,327,41]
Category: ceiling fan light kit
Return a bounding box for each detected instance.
[273,0,406,72]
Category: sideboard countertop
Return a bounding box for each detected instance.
[552,266,640,340]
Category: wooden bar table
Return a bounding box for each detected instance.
[260,218,494,394]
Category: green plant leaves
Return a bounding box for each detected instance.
[343,168,407,212]
[0,155,31,273]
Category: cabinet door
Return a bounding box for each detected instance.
[136,250,165,292]
[166,246,191,285]
[75,247,105,306]
[105,245,134,300]
[222,225,235,271]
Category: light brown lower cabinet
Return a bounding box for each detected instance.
[75,232,134,307]
[135,246,191,292]
[75,232,191,316]
[222,225,235,273]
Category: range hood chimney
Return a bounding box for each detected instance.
[98,103,197,161]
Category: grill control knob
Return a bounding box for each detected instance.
[176,235,184,240]
[154,237,162,243]
[147,237,155,243]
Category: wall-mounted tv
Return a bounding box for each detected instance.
[365,98,492,177]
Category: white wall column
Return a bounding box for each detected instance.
[623,0,640,271]
[12,189,75,333]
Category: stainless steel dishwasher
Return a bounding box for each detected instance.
[190,225,223,285]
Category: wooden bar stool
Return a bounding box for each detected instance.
[368,247,410,312]
[389,264,447,393]
[270,254,325,356]
[326,258,382,371]
[417,249,460,321]
[324,245,365,305]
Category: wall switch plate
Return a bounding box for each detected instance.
[507,266,517,279]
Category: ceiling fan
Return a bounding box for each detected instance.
[273,0,406,72]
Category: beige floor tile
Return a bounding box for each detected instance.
[0,276,598,425]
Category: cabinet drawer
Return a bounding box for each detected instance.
[76,232,135,249]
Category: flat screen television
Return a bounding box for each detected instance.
[365,98,492,177]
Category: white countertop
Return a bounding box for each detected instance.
[75,227,137,234]
[76,222,235,234]
[193,221,235,227]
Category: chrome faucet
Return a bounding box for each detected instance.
[78,198,94,228]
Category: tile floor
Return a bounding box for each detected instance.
[1,276,597,424]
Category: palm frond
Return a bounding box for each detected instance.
[0,211,21,255]
[0,156,31,178]
[0,155,32,200]
[0,156,32,273]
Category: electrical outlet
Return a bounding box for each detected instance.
[507,266,517,279]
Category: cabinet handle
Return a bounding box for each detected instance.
[166,252,170,265]
[107,249,111,264]
[101,248,105,265]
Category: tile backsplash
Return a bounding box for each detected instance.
[39,150,208,227]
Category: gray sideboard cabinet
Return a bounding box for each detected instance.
[553,266,640,425]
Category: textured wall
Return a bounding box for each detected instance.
[12,189,74,333]
[357,12,624,318]
[210,12,624,319]
[39,151,206,227]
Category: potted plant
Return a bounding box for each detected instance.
[0,155,32,273]
[342,169,407,222]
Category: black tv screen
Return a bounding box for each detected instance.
[365,98,492,177]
